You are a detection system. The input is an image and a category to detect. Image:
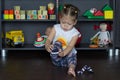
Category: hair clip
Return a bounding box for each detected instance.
[64,6,66,9]
[75,11,77,13]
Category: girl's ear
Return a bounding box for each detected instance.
[74,20,77,25]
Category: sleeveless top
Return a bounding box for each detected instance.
[53,24,80,54]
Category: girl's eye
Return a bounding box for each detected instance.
[68,23,72,25]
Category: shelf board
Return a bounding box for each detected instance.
[2,43,112,51]
[76,43,113,50]
[4,44,45,50]
[2,19,57,22]
[78,16,113,22]
[2,18,113,22]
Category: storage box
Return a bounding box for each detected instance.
[9,14,14,19]
[4,14,9,19]
[104,10,113,19]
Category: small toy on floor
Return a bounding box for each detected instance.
[77,65,93,75]
[51,41,63,54]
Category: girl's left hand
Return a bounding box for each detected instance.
[58,49,65,57]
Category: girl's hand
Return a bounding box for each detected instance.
[58,49,65,57]
[45,44,53,53]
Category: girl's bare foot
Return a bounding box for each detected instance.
[68,67,76,77]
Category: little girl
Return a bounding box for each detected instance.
[45,4,81,77]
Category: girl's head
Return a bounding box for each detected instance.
[45,26,53,36]
[60,4,79,31]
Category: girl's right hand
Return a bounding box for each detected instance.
[45,44,53,53]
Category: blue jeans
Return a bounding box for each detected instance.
[50,53,77,67]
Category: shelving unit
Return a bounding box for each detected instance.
[62,0,115,52]
[114,0,120,54]
[0,0,118,55]
[0,0,57,56]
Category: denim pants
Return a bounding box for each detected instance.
[50,52,77,67]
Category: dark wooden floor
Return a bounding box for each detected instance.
[0,50,120,80]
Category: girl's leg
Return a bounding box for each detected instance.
[50,54,62,66]
[68,64,76,77]
[50,54,67,67]
[67,54,77,77]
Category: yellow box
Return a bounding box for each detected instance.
[104,10,113,19]
[9,14,14,19]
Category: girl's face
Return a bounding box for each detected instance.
[60,15,77,31]
[45,27,52,36]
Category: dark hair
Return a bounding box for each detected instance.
[60,4,79,20]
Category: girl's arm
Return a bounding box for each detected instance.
[45,27,56,53]
[59,35,79,57]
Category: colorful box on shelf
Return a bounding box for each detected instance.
[40,6,46,10]
[43,10,48,15]
[15,14,21,19]
[20,10,25,15]
[27,15,30,19]
[3,14,9,19]
[32,10,37,15]
[20,14,26,19]
[9,10,14,14]
[38,15,48,19]
[38,10,42,15]
[27,10,32,15]
[9,14,14,19]
[4,10,9,14]
[49,15,56,19]
[20,10,26,19]
[104,11,113,19]
[14,10,20,15]
[30,15,34,19]
[14,6,20,10]
[33,15,37,19]
[3,10,14,19]
[83,4,113,19]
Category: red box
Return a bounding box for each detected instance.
[9,10,14,14]
[4,10,9,14]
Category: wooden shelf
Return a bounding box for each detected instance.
[2,19,56,22]
[78,16,113,22]
[2,43,112,51]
